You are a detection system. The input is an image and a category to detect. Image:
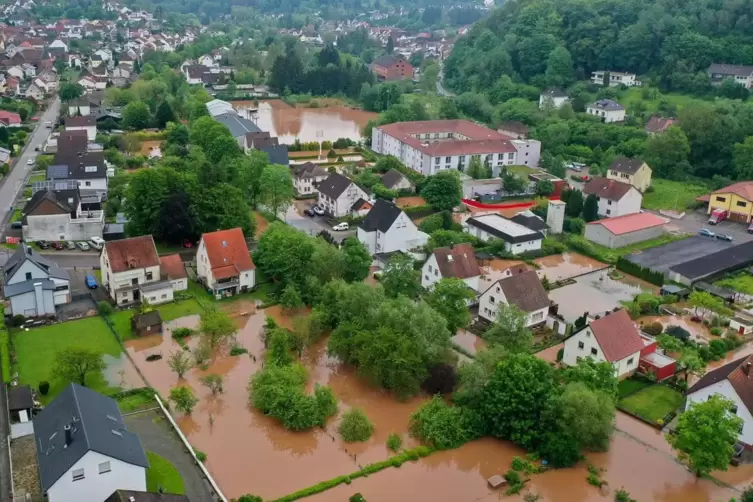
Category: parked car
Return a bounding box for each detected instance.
[36,240,50,249]
[708,208,727,225]
[303,208,315,217]
[748,221,753,234]
[698,228,715,238]
[716,233,734,242]
[10,221,22,229]
[26,159,34,165]
[85,275,98,289]
[332,222,349,231]
[183,239,194,248]
[89,236,105,250]
[52,241,64,250]
[66,241,76,250]
[570,164,584,172]
[34,147,39,152]
[313,205,325,216]
[76,241,90,251]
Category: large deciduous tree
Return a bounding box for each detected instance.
[582,193,599,222]
[644,126,691,180]
[382,253,422,299]
[199,309,236,349]
[544,46,574,88]
[53,347,106,386]
[483,303,533,354]
[122,101,151,130]
[555,382,615,452]
[426,278,476,333]
[169,386,198,414]
[422,170,462,211]
[59,82,84,102]
[258,164,295,218]
[340,238,371,283]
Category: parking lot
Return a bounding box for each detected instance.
[625,235,734,275]
[662,209,753,243]
[285,202,357,241]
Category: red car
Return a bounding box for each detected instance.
[52,241,64,250]
[183,239,193,248]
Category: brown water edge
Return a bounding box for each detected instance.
[451,330,488,356]
[235,99,378,144]
[535,252,607,281]
[639,315,715,344]
[102,353,145,390]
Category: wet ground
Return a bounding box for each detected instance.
[534,252,609,282]
[639,315,715,344]
[395,196,427,208]
[451,330,488,356]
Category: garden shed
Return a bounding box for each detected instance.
[131,310,163,336]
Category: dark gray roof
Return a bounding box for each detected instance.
[105,490,189,502]
[8,385,33,411]
[139,280,172,293]
[47,164,69,179]
[708,64,753,77]
[48,151,107,179]
[542,87,567,98]
[259,144,289,166]
[34,383,149,492]
[4,245,69,283]
[3,278,56,297]
[510,213,548,232]
[589,99,624,111]
[495,270,550,313]
[381,169,411,189]
[609,157,645,175]
[213,111,260,138]
[372,54,405,68]
[132,310,162,329]
[23,188,79,219]
[359,199,403,233]
[64,116,96,127]
[317,172,354,200]
[669,241,753,282]
[466,216,544,244]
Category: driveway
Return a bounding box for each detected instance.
[0,97,61,234]
[660,209,753,243]
[284,204,356,242]
[0,250,100,270]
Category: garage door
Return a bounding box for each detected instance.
[729,212,749,223]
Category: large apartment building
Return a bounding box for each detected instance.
[371,120,541,176]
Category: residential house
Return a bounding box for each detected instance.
[708,64,753,88]
[317,172,369,218]
[591,71,641,87]
[49,38,68,52]
[258,144,289,167]
[105,491,189,502]
[8,385,33,424]
[245,131,278,150]
[2,243,70,317]
[0,110,21,127]
[539,88,569,109]
[421,243,481,290]
[159,254,188,291]
[686,355,753,448]
[562,309,644,378]
[497,121,529,139]
[464,214,544,255]
[184,64,211,84]
[0,146,10,164]
[645,116,677,135]
[7,64,24,79]
[78,75,97,91]
[213,111,262,149]
[509,211,549,236]
[357,199,428,256]
[196,228,255,297]
[24,80,44,99]
[477,270,550,326]
[606,157,652,192]
[582,177,643,218]
[21,188,104,242]
[292,161,328,196]
[48,151,109,199]
[34,383,149,502]
[64,115,97,141]
[699,181,753,223]
[584,212,666,249]
[205,98,235,117]
[100,235,172,305]
[6,76,20,96]
[111,64,131,80]
[380,168,414,192]
[586,99,626,123]
[370,54,413,81]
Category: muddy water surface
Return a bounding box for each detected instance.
[535,252,608,281]
[235,99,377,144]
[640,315,714,344]
[451,330,488,356]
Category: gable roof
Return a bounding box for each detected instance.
[711,181,753,203]
[587,212,666,235]
[466,214,544,243]
[293,161,328,179]
[317,172,355,200]
[433,243,481,280]
[4,244,69,282]
[201,228,254,275]
[645,116,676,134]
[510,213,548,232]
[359,198,404,233]
[22,188,79,217]
[372,54,406,68]
[589,99,624,111]
[381,169,411,189]
[105,490,190,502]
[104,235,159,273]
[609,157,646,175]
[494,270,549,313]
[688,354,753,417]
[259,144,289,166]
[708,63,753,77]
[64,115,96,127]
[583,176,635,201]
[159,254,187,280]
[8,385,33,411]
[34,383,148,492]
[588,309,644,362]
[213,111,260,138]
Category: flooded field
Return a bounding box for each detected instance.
[234,99,377,144]
[534,252,608,281]
[639,315,715,344]
[548,269,656,322]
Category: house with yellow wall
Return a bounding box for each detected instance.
[606,157,652,192]
[702,181,753,223]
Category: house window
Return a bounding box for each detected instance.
[445,156,451,163]
[425,275,429,281]
[427,265,432,272]
[72,468,85,481]
[716,196,726,202]
[435,157,440,165]
[434,269,438,276]
[627,357,634,365]
[161,294,167,299]
[737,201,747,208]
[98,461,111,474]
[607,200,612,205]
[606,209,611,215]
[577,341,584,350]
[731,404,739,414]
[85,181,91,186]
[489,296,495,304]
[146,272,153,280]
[25,272,32,280]
[591,348,598,356]
[507,153,514,160]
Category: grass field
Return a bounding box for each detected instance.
[507,165,540,178]
[10,209,21,222]
[617,378,651,399]
[642,178,709,211]
[580,233,690,264]
[618,384,684,423]
[618,87,710,114]
[13,317,123,402]
[109,298,205,341]
[716,272,753,295]
[28,173,45,184]
[146,452,186,495]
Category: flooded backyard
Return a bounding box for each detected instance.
[534,252,609,282]
[123,307,753,501]
[234,99,377,144]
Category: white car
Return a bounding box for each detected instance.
[312,205,325,216]
[76,241,90,251]
[332,222,349,231]
[89,236,105,250]
[26,159,34,165]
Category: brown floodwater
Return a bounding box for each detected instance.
[535,252,608,281]
[234,99,378,144]
[102,353,146,390]
[451,330,488,356]
[640,315,714,344]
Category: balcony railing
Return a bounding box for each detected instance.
[212,279,240,290]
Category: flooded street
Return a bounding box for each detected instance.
[234,99,377,144]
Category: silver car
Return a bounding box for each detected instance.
[76,241,90,251]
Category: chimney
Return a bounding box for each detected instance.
[64,424,72,446]
[26,244,32,256]
[745,362,752,377]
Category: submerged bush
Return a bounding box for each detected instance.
[339,408,375,443]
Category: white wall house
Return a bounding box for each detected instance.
[197,227,255,297]
[464,214,544,255]
[22,188,104,242]
[421,243,481,291]
[591,71,641,87]
[65,116,97,141]
[562,310,644,378]
[539,88,569,109]
[357,199,428,256]
[317,173,369,218]
[583,177,643,218]
[3,244,70,317]
[477,270,550,326]
[100,235,165,305]
[292,162,328,195]
[34,384,149,502]
[586,99,626,123]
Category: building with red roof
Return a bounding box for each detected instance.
[196,228,255,297]
[0,110,21,127]
[584,212,667,249]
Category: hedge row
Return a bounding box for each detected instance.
[616,257,664,286]
[0,306,9,383]
[273,446,434,502]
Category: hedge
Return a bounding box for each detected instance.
[0,306,9,383]
[616,257,664,286]
[272,446,434,502]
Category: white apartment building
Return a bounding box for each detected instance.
[591,71,641,87]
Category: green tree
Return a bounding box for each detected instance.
[59,82,84,102]
[254,222,315,288]
[422,170,462,211]
[386,37,394,54]
[426,278,476,332]
[502,171,526,194]
[169,386,199,414]
[545,46,574,88]
[338,408,375,442]
[556,382,615,451]
[259,164,295,218]
[679,350,705,383]
[560,359,619,402]
[53,347,106,386]
[467,156,486,179]
[582,193,599,222]
[266,328,294,367]
[382,253,421,299]
[644,126,691,180]
[667,395,743,476]
[280,284,304,312]
[200,374,224,395]
[454,346,508,408]
[167,350,192,379]
[409,396,478,449]
[155,100,176,128]
[535,180,554,196]
[733,137,753,180]
[565,189,583,218]
[122,101,151,130]
[199,309,236,349]
[483,303,533,354]
[341,238,371,283]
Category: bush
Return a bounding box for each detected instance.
[235,496,263,502]
[409,396,479,449]
[710,327,722,336]
[39,381,50,395]
[339,408,375,443]
[556,348,564,362]
[665,325,690,342]
[349,494,366,502]
[643,321,664,337]
[194,448,207,462]
[230,346,248,356]
[98,301,113,316]
[616,257,664,286]
[386,433,402,452]
[172,327,193,339]
[11,315,25,327]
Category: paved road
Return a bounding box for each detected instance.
[660,209,753,243]
[0,249,100,269]
[283,206,356,242]
[436,64,454,97]
[0,97,61,234]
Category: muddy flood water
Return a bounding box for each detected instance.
[125,308,753,501]
[234,99,377,144]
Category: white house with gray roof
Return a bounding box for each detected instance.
[34,383,148,502]
[316,173,368,218]
[3,244,70,317]
[587,99,626,123]
[357,199,428,256]
[464,214,544,255]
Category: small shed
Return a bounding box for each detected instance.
[730,316,753,336]
[131,310,163,336]
[660,284,690,299]
[8,385,34,423]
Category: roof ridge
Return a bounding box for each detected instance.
[70,384,92,452]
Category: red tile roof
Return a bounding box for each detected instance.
[377,120,517,157]
[159,254,187,280]
[0,110,21,124]
[689,355,753,416]
[104,235,159,273]
[583,176,635,201]
[588,309,644,362]
[712,181,753,203]
[587,212,666,235]
[645,116,676,134]
[201,228,254,277]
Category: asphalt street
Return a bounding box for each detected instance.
[0,97,61,234]
[284,205,357,241]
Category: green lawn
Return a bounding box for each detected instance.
[187,276,274,304]
[117,389,156,413]
[617,378,651,399]
[109,299,204,341]
[13,317,123,402]
[716,272,753,295]
[618,87,710,115]
[10,209,21,222]
[642,178,709,212]
[28,173,45,184]
[618,384,684,423]
[507,165,540,178]
[146,452,185,495]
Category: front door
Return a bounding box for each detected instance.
[133,290,140,301]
